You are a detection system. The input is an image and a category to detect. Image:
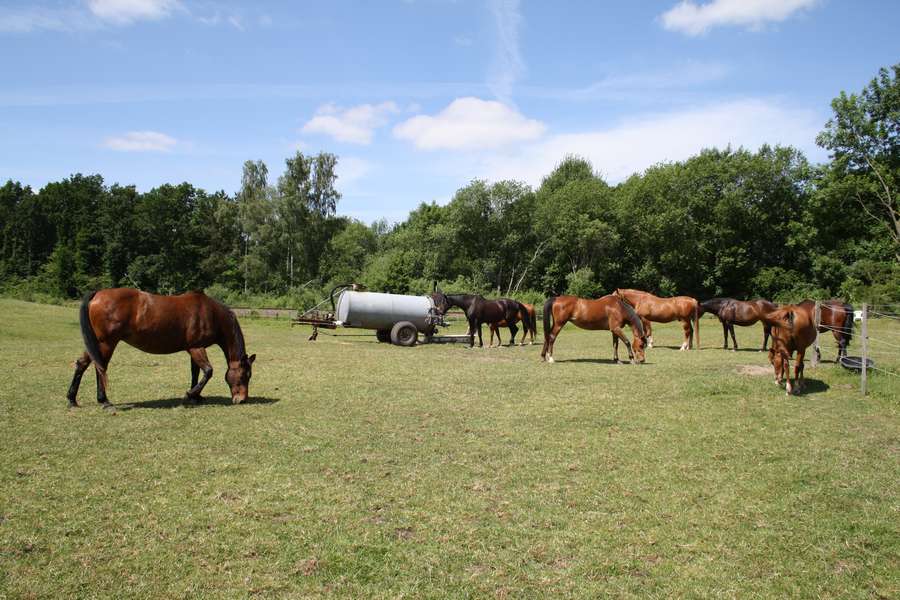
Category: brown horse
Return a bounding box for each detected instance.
[699,297,777,351]
[67,288,256,412]
[489,303,537,347]
[616,288,699,350]
[761,304,817,395]
[797,299,854,361]
[541,294,647,364]
[431,292,532,348]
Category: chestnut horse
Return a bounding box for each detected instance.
[699,297,777,351]
[489,303,537,347]
[797,299,854,361]
[431,292,533,348]
[541,294,647,364]
[616,288,699,350]
[761,304,817,395]
[67,288,256,412]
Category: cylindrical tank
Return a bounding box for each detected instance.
[335,291,435,331]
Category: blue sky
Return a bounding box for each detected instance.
[1,0,898,223]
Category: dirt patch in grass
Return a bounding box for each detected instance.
[736,364,772,376]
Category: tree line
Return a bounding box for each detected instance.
[2,64,898,307]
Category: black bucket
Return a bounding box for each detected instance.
[839,356,875,372]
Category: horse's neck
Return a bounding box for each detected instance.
[216,306,245,363]
[449,295,476,311]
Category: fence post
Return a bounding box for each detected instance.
[812,301,821,368]
[861,303,868,396]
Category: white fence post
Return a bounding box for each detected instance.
[861,303,868,396]
[812,301,821,368]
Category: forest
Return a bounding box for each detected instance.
[2,64,898,309]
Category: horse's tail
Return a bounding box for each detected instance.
[693,300,700,349]
[618,297,644,339]
[542,297,555,344]
[842,302,854,347]
[79,291,107,389]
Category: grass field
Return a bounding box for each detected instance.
[1,298,898,599]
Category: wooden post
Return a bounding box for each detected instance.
[861,303,868,396]
[812,301,821,368]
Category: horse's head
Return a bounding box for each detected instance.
[631,334,647,364]
[431,291,451,315]
[226,353,256,404]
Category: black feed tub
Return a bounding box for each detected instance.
[840,356,875,372]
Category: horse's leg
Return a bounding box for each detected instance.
[762,324,771,352]
[186,348,213,403]
[95,341,118,412]
[544,321,567,363]
[489,324,498,348]
[477,322,484,348]
[508,322,518,347]
[721,319,729,349]
[729,323,738,351]
[794,349,806,393]
[643,319,653,348]
[66,352,92,408]
[612,333,619,362]
[611,327,633,363]
[680,319,692,351]
[467,316,477,348]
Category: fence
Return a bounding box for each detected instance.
[813,301,900,395]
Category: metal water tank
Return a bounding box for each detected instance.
[335,291,435,331]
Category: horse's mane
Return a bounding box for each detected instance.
[617,297,645,337]
[209,296,245,359]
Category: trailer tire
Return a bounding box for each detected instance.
[375,329,391,343]
[390,321,418,347]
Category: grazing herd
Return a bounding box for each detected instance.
[432,288,854,397]
[68,287,854,411]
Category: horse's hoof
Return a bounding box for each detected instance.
[101,403,117,414]
[547,356,555,363]
[67,399,79,409]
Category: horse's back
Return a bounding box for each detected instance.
[89,288,222,354]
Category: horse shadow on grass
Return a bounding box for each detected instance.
[792,378,830,395]
[552,358,649,365]
[118,395,280,411]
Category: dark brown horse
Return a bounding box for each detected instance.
[489,302,537,347]
[616,288,699,350]
[797,299,854,361]
[761,304,817,395]
[541,294,647,364]
[699,297,777,351]
[67,288,256,412]
[431,292,532,348]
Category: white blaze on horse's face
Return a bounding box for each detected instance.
[226,354,256,404]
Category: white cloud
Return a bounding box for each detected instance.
[0,6,95,32]
[87,0,179,24]
[488,0,524,103]
[661,0,819,36]
[302,102,399,145]
[337,157,373,187]
[393,97,546,151]
[103,130,178,152]
[478,99,821,185]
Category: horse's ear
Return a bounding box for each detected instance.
[247,354,256,365]
[432,280,437,292]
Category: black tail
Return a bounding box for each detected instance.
[842,302,854,347]
[542,297,555,344]
[79,291,107,388]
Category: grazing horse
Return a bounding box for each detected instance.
[699,297,777,351]
[616,288,699,350]
[431,292,532,348]
[797,299,854,361]
[541,294,647,364]
[489,303,537,347]
[67,288,256,412]
[761,305,817,395]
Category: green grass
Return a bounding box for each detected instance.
[1,298,898,599]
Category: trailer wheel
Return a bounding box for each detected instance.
[375,329,391,343]
[390,321,418,346]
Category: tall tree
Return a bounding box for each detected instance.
[817,63,900,261]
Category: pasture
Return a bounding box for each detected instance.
[1,298,898,598]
